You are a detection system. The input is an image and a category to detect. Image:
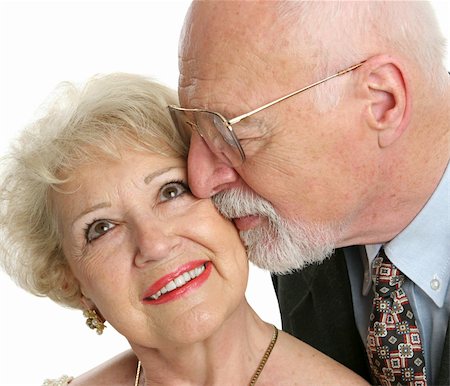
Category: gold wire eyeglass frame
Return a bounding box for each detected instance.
[169,60,366,167]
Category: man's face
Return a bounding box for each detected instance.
[178,2,376,269]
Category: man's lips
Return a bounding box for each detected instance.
[142,260,211,305]
[233,215,262,231]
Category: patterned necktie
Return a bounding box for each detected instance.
[366,249,427,386]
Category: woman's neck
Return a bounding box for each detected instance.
[131,301,273,385]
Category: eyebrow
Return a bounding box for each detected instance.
[72,202,111,225]
[144,166,180,184]
[72,166,183,225]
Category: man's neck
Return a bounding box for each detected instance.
[339,109,449,247]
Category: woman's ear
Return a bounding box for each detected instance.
[80,292,96,310]
[362,55,411,148]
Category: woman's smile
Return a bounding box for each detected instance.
[142,260,212,305]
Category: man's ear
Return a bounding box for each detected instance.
[362,55,411,148]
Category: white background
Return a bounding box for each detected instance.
[0,1,448,385]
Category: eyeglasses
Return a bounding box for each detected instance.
[169,60,366,168]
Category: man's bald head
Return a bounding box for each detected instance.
[179,1,447,110]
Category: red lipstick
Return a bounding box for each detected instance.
[142,260,211,305]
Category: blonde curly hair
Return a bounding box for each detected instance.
[0,73,188,309]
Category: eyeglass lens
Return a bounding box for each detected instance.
[194,111,244,167]
[170,108,244,167]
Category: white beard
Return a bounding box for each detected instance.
[213,188,341,274]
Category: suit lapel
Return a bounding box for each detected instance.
[273,247,371,380]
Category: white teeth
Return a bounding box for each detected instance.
[166,281,177,291]
[148,263,207,301]
[174,276,185,287]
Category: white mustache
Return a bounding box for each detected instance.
[212,188,338,274]
[213,188,279,221]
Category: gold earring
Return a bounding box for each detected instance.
[83,309,106,335]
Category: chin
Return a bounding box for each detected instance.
[163,308,230,346]
[240,218,342,274]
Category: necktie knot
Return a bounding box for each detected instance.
[372,249,405,298]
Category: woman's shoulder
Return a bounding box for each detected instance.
[267,330,369,385]
[60,349,137,386]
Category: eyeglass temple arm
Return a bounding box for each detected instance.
[228,61,366,125]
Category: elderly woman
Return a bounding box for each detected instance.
[0,73,367,385]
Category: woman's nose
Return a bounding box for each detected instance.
[133,223,178,267]
[187,132,241,198]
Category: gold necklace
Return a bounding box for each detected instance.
[134,324,278,386]
[134,360,141,386]
[248,324,279,386]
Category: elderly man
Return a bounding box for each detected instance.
[169,1,449,385]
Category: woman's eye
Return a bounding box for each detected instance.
[159,181,189,202]
[86,220,115,242]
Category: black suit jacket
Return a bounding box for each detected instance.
[272,248,450,385]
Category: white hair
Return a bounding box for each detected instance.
[0,73,187,309]
[276,1,447,111]
[213,188,343,274]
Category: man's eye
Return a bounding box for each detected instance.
[159,181,189,202]
[86,220,116,242]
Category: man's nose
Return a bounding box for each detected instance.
[134,222,178,268]
[187,132,241,198]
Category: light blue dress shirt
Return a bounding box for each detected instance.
[345,163,450,384]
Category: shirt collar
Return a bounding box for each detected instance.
[365,162,450,307]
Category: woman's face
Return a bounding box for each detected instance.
[53,149,248,348]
